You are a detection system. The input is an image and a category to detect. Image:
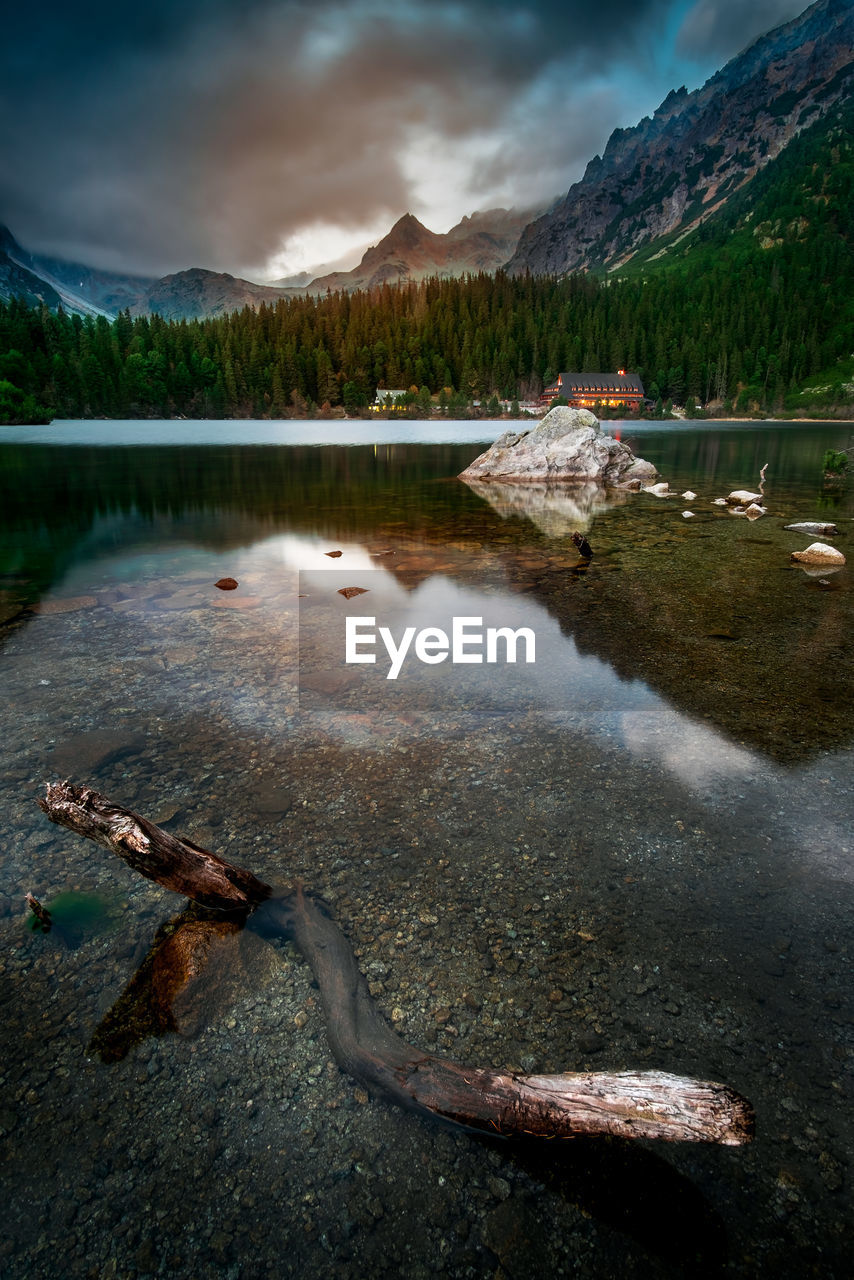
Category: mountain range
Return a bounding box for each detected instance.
[0,206,543,322]
[1,0,850,321]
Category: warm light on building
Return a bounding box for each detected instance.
[539,370,644,411]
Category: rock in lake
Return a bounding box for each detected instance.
[458,407,657,486]
[790,542,846,566]
[784,522,840,537]
[726,490,763,506]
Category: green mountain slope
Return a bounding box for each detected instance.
[613,97,854,412]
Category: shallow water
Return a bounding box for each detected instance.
[1,419,853,1278]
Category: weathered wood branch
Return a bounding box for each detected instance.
[38,781,269,912]
[260,891,753,1145]
[38,780,754,1146]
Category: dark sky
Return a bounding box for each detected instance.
[1,0,806,279]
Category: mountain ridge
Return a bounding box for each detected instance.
[505,0,853,277]
[280,206,545,295]
[1,206,544,320]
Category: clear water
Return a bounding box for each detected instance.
[1,420,853,1278]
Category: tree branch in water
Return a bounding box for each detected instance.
[38,780,754,1146]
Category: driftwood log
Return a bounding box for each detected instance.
[38,780,754,1146]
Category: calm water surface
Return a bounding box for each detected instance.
[1,419,853,1278]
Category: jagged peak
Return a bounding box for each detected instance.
[386,212,431,237]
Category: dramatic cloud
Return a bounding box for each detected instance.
[675,0,806,60]
[0,0,814,278]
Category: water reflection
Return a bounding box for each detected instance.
[461,478,628,535]
[2,428,852,763]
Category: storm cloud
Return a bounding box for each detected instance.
[676,0,807,60]
[1,0,815,277]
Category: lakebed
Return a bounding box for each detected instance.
[1,418,852,1278]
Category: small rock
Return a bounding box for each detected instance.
[252,782,292,815]
[152,801,182,825]
[325,550,343,558]
[713,498,728,506]
[726,490,762,506]
[790,542,846,566]
[488,1176,511,1202]
[644,482,675,497]
[338,587,369,599]
[682,510,695,519]
[51,728,144,776]
[784,522,839,536]
[818,1151,844,1191]
[682,490,697,501]
[154,592,207,610]
[744,503,766,519]
[215,578,239,590]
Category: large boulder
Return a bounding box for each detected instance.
[459,407,657,485]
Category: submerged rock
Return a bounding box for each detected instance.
[784,522,840,537]
[790,542,846,566]
[51,728,144,776]
[31,594,98,614]
[458,407,657,486]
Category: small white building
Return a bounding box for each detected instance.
[370,389,408,413]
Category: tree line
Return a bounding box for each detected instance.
[1,102,851,424]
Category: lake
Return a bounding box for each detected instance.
[1,418,853,1278]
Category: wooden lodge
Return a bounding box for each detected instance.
[540,370,645,411]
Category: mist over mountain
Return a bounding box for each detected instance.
[0,225,154,317]
[300,207,545,294]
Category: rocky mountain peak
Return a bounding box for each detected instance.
[506,0,853,277]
